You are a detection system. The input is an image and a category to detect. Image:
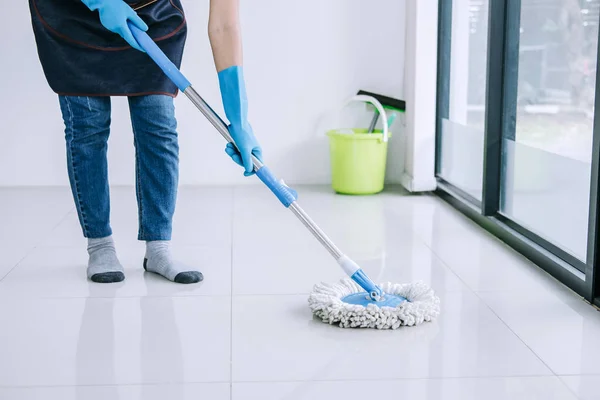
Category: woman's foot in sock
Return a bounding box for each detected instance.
[87,236,125,283]
[144,241,203,284]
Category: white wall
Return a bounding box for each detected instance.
[0,0,405,187]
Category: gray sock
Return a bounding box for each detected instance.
[87,236,125,283]
[144,241,203,284]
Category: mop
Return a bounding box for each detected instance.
[128,24,440,329]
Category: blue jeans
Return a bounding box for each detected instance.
[59,95,179,240]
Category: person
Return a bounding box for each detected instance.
[28,0,262,283]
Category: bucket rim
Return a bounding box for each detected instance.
[326,129,393,140]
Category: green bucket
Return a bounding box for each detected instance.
[327,128,391,194]
[326,95,391,195]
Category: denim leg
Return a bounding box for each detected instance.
[128,95,179,241]
[59,96,112,239]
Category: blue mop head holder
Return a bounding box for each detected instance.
[342,292,407,307]
[347,270,407,306]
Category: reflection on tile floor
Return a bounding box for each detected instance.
[0,186,598,399]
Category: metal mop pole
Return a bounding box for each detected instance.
[129,23,383,301]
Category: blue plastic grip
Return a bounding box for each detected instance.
[256,166,298,208]
[351,269,383,300]
[127,22,191,92]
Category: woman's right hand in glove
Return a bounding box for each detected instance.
[80,0,148,52]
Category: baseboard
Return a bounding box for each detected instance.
[400,172,437,192]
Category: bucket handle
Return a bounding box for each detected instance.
[345,95,389,143]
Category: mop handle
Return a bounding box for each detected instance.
[128,24,383,299]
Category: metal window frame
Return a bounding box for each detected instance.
[435,0,452,176]
[435,0,600,303]
[586,20,600,306]
[481,0,508,216]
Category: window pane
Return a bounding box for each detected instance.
[500,0,597,261]
[439,0,489,200]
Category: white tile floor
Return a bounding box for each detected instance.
[0,185,599,399]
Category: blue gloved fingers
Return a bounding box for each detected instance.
[225,143,243,166]
[83,0,148,52]
[225,143,257,176]
[238,144,255,175]
[127,8,148,31]
[242,146,262,176]
[121,9,147,52]
[225,142,239,160]
[120,24,145,52]
[225,142,237,155]
[231,154,244,168]
[252,146,263,162]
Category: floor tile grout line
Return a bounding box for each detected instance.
[555,375,584,400]
[230,374,563,383]
[0,381,231,389]
[0,374,570,390]
[471,289,559,377]
[1,291,473,301]
[411,224,480,296]
[0,206,75,283]
[6,294,234,300]
[397,202,473,292]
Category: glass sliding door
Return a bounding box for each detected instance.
[436,0,600,302]
[500,0,598,261]
[438,0,490,200]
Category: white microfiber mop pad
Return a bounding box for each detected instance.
[308,278,441,329]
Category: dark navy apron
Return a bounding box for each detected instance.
[29,0,186,97]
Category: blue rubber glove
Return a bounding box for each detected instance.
[81,0,148,52]
[218,66,263,176]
